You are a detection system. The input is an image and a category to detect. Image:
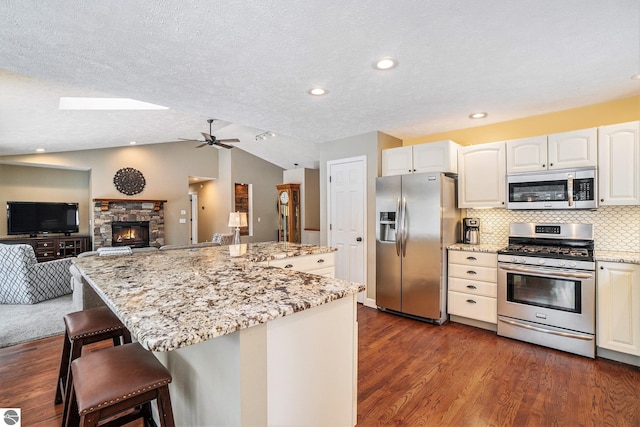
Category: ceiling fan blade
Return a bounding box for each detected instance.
[217,138,240,143]
[214,141,234,149]
[195,143,209,148]
[201,132,214,142]
[178,138,201,142]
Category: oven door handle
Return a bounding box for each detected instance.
[499,318,594,341]
[567,173,574,206]
[499,264,593,279]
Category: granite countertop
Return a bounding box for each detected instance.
[595,250,640,264]
[73,242,362,352]
[447,243,505,253]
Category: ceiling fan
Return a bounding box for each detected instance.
[180,119,240,149]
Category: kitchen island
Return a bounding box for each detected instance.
[72,242,364,427]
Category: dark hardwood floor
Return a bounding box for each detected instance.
[1,304,639,426]
[357,306,640,426]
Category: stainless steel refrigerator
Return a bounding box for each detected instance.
[376,173,460,324]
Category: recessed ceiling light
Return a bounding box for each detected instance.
[469,112,488,119]
[129,141,137,145]
[374,57,398,70]
[309,87,328,96]
[58,97,169,110]
[631,73,640,80]
[35,148,46,153]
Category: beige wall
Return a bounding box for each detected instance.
[1,142,219,246]
[212,148,284,243]
[0,164,91,236]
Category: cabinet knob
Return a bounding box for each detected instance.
[284,264,294,269]
[317,258,325,264]
[356,237,363,242]
[600,266,604,270]
[43,243,48,247]
[542,164,545,168]
[600,199,604,202]
[549,163,553,167]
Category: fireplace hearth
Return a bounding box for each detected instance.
[112,221,150,248]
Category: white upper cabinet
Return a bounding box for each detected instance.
[547,128,598,169]
[381,140,459,176]
[598,121,640,206]
[506,136,548,173]
[507,129,598,173]
[381,146,413,176]
[458,141,506,208]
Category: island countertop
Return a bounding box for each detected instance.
[72,242,363,352]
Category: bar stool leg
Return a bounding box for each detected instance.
[157,385,175,427]
[54,329,72,404]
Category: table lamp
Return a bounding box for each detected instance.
[228,211,248,244]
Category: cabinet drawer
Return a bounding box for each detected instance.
[36,240,55,249]
[36,249,56,260]
[448,291,497,323]
[269,253,335,272]
[448,250,497,267]
[307,266,335,278]
[448,277,497,298]
[448,263,497,283]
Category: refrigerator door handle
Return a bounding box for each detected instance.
[401,197,407,257]
[395,197,401,256]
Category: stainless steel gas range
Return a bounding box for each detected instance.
[497,223,595,358]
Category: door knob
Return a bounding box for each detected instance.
[356,237,363,242]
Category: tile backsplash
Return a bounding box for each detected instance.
[466,206,640,252]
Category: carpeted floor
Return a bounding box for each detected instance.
[0,294,75,348]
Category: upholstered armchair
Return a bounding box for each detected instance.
[0,244,73,304]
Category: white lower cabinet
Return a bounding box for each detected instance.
[266,253,335,277]
[447,250,497,327]
[597,261,640,356]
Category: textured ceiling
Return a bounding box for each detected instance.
[0,1,638,169]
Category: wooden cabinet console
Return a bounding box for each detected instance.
[0,235,90,262]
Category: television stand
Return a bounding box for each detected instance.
[0,235,90,262]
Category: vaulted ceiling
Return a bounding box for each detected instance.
[1,1,638,169]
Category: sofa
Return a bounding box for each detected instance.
[0,243,73,304]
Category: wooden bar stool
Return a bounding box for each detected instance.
[55,306,132,424]
[65,342,174,427]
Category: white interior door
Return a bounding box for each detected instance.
[190,192,198,244]
[328,157,366,302]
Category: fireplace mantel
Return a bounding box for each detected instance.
[93,198,167,212]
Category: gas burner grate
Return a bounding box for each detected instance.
[500,244,592,260]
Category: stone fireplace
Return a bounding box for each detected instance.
[92,199,166,249]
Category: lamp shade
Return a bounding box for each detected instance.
[228,211,248,228]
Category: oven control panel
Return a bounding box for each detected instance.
[535,225,561,234]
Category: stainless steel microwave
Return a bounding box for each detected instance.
[507,168,597,210]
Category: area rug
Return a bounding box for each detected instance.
[0,294,75,348]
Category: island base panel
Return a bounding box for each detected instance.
[154,295,358,426]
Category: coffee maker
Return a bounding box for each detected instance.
[463,218,480,245]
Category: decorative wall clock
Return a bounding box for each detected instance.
[113,167,146,195]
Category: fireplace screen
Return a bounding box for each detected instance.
[111,221,150,248]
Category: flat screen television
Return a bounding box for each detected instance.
[7,201,79,236]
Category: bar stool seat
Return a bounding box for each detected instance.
[66,342,174,427]
[55,306,131,417]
